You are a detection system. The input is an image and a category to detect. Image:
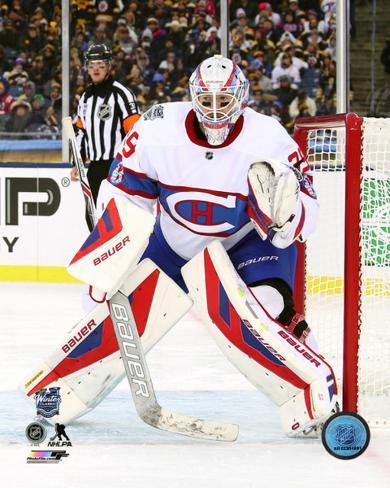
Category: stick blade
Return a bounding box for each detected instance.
[62,116,75,140]
[142,406,239,442]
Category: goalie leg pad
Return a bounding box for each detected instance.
[182,241,337,435]
[21,259,192,424]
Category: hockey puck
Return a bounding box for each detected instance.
[321,412,370,460]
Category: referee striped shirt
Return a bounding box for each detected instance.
[76,76,140,162]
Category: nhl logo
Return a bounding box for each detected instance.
[97,103,112,121]
[205,152,213,160]
[25,422,47,445]
[34,387,62,418]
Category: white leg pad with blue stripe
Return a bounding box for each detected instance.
[182,240,338,436]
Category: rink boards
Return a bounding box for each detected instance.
[0,165,386,294]
[0,163,87,282]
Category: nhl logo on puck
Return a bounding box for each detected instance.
[321,412,370,460]
[25,422,47,445]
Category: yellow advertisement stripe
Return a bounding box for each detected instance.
[307,276,390,297]
[0,268,388,297]
[0,266,81,283]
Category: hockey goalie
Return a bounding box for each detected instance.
[21,55,338,438]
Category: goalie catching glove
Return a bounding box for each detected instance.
[248,160,303,249]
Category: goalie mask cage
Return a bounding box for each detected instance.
[293,113,389,427]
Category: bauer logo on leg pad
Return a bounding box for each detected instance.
[278,330,321,368]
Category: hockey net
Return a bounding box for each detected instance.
[294,114,390,427]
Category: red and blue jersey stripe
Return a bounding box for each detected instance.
[109,157,159,200]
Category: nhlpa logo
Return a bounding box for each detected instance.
[34,387,62,418]
[111,162,124,184]
[48,423,72,447]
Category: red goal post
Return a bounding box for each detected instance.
[293,114,389,426]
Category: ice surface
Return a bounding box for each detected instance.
[0,283,389,488]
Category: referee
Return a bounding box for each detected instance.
[71,43,140,229]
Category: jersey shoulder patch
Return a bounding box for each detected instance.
[143,104,165,121]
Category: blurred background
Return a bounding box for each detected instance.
[0,0,388,151]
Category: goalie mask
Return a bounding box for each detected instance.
[189,55,249,146]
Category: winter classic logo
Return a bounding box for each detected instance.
[321,412,370,460]
[34,387,62,418]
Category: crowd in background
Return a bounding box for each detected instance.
[0,0,338,137]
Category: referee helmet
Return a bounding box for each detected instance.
[85,44,112,63]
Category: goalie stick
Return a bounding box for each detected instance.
[62,116,96,230]
[109,289,239,442]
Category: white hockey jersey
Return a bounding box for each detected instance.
[98,102,318,260]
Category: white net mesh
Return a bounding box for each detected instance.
[302,118,390,427]
[358,118,390,425]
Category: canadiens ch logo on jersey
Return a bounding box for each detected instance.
[163,191,247,236]
[98,103,112,121]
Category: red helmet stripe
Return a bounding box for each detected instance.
[197,65,208,91]
[221,64,236,92]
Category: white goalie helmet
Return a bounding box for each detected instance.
[189,55,249,146]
